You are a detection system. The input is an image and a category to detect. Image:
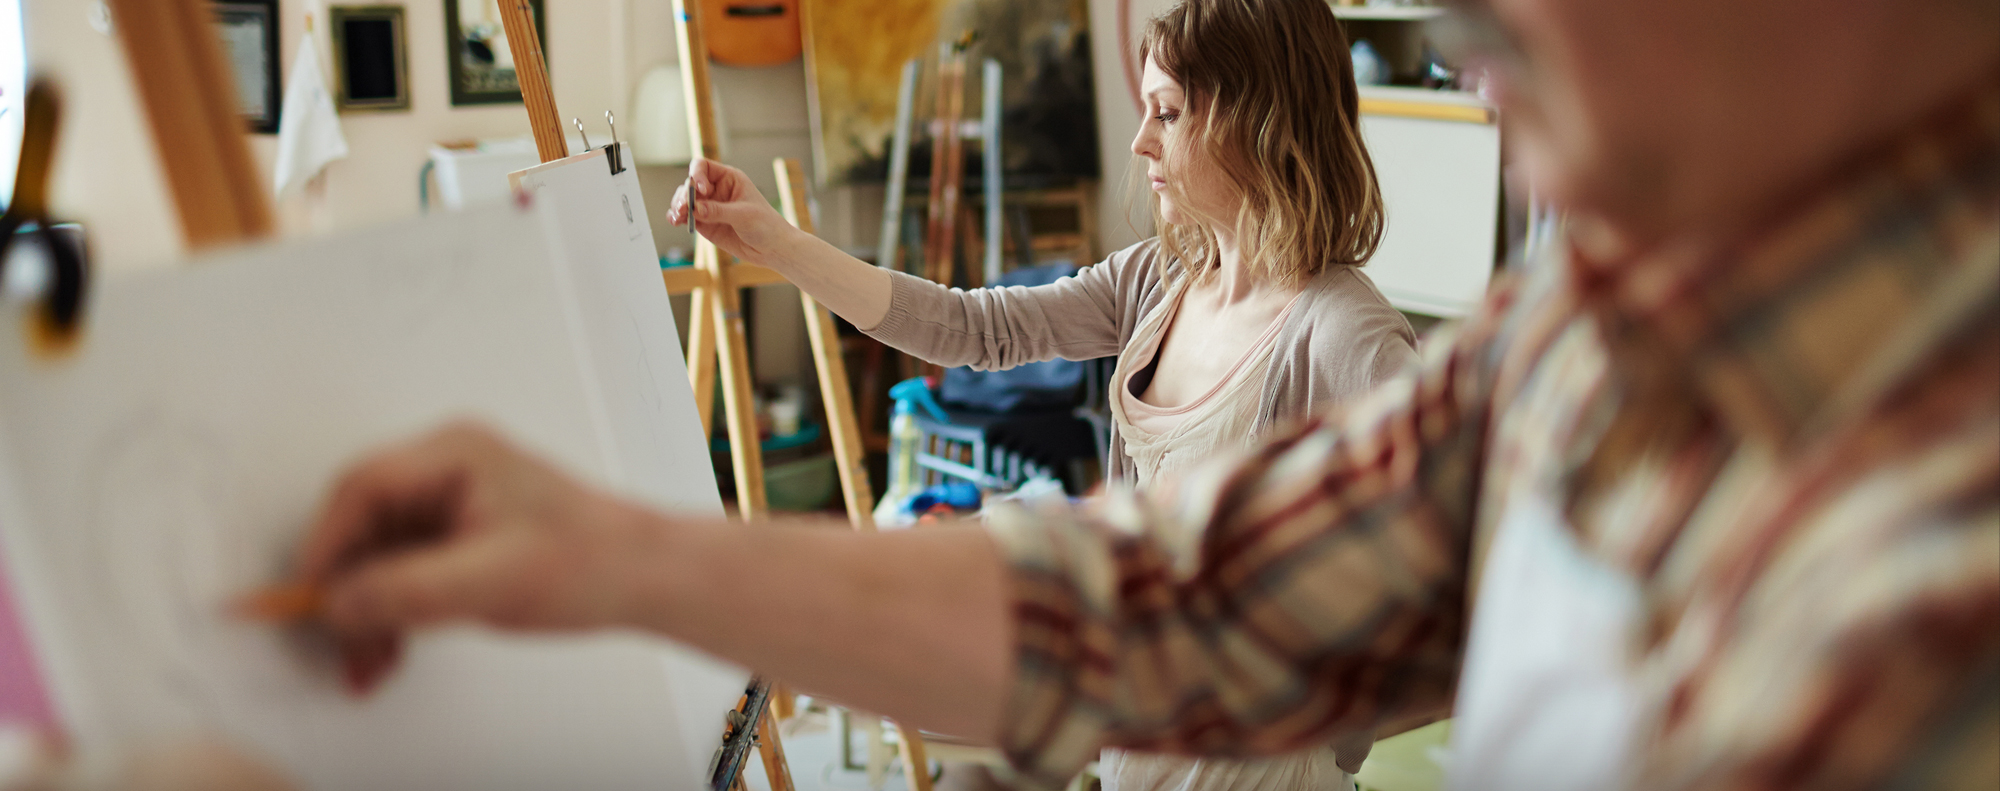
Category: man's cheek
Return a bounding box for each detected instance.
[1504,121,1584,209]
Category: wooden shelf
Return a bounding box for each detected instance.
[1330,4,1446,21]
[658,261,790,295]
[1357,86,1494,124]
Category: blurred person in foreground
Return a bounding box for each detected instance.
[280,0,2000,788]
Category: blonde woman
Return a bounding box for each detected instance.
[671,0,1410,786]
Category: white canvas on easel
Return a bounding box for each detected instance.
[508,144,703,515]
[0,199,745,790]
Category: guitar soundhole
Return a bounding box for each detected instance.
[725,4,785,16]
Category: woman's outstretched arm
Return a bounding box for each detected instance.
[668,159,1130,369]
[666,158,895,329]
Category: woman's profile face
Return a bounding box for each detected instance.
[1131,57,1237,229]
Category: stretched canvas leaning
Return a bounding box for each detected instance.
[0,193,744,790]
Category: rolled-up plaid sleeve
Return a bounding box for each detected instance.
[983,288,1517,785]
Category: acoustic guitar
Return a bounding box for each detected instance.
[701,0,802,67]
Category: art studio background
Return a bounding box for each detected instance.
[5,0,1505,557]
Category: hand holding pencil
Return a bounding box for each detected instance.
[232,421,658,694]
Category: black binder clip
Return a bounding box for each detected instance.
[1,78,90,355]
[603,111,626,176]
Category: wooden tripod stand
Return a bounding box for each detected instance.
[665,0,938,786]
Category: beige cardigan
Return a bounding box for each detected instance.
[867,238,1417,772]
[864,238,1419,484]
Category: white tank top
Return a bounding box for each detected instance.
[1103,283,1345,791]
[1111,279,1302,487]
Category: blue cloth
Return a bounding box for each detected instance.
[904,480,982,513]
[937,263,1086,413]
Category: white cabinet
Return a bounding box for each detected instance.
[1357,88,1502,317]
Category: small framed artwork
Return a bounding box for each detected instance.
[445,0,546,106]
[212,0,281,133]
[330,5,410,112]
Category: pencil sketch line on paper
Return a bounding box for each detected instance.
[72,411,321,732]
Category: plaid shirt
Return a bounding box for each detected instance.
[986,84,2000,789]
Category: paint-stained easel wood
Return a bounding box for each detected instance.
[923,46,967,289]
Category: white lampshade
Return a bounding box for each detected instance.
[632,65,690,165]
[632,63,729,165]
[627,65,684,165]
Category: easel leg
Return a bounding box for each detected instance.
[804,296,876,527]
[107,0,275,247]
[771,683,796,720]
[708,252,769,519]
[894,719,935,791]
[755,700,796,791]
[688,280,719,437]
[864,717,889,789]
[959,201,984,288]
[773,159,877,532]
[776,156,944,791]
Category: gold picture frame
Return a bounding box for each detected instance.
[445,0,547,106]
[330,5,410,112]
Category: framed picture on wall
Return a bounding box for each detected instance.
[445,0,546,106]
[212,0,282,133]
[330,5,410,112]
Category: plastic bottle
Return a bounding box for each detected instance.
[874,377,948,527]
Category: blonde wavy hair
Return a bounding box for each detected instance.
[1139,0,1384,283]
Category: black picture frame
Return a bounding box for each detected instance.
[445,0,546,106]
[330,5,410,112]
[212,0,282,133]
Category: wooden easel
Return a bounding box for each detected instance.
[772,159,878,543]
[663,0,935,785]
[775,160,935,789]
[487,1,813,789]
[506,0,931,787]
[922,44,969,288]
[665,0,768,521]
[107,0,274,247]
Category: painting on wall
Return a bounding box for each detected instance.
[330,5,409,111]
[445,0,546,105]
[804,0,1099,188]
[212,0,281,133]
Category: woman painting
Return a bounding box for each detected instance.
[671,0,1413,786]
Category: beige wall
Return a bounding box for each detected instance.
[623,0,821,386]
[1086,0,1163,255]
[25,0,1148,265]
[24,0,626,276]
[24,0,1146,385]
[632,0,1155,267]
[24,0,179,276]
